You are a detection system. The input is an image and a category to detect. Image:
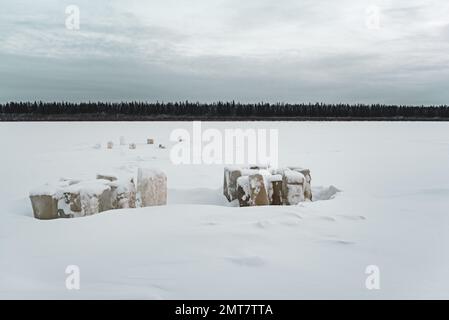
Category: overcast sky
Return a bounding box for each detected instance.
[1,0,449,104]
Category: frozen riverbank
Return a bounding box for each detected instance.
[0,122,448,299]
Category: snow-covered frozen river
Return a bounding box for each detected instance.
[0,121,448,299]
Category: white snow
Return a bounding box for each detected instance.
[29,183,59,197]
[283,169,305,184]
[267,174,283,182]
[240,168,261,176]
[62,180,110,196]
[313,185,341,201]
[1,121,449,299]
[137,167,165,181]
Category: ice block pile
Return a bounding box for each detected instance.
[29,168,167,219]
[223,166,312,207]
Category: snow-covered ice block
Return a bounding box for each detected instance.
[223,167,242,202]
[236,176,250,207]
[282,170,305,205]
[236,174,269,207]
[30,179,113,219]
[248,174,269,206]
[288,167,312,201]
[283,169,305,184]
[283,183,305,205]
[57,180,113,217]
[29,194,59,220]
[30,176,140,219]
[137,168,167,207]
[118,179,137,209]
[268,175,283,205]
[30,182,69,219]
[227,166,312,206]
[108,178,137,209]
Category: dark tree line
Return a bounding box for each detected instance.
[1,101,449,120]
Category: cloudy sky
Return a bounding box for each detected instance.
[1,0,449,104]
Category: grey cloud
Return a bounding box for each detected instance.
[0,0,449,104]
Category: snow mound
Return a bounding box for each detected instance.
[312,185,341,201]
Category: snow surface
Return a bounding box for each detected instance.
[0,122,448,299]
[283,170,305,184]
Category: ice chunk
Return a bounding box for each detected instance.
[283,170,305,184]
[282,170,305,205]
[248,174,269,206]
[57,180,112,217]
[109,178,137,209]
[137,168,167,207]
[236,176,250,207]
[236,174,269,207]
[289,167,312,201]
[269,180,283,205]
[223,167,242,202]
[30,179,112,219]
[29,195,59,220]
[284,183,305,205]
